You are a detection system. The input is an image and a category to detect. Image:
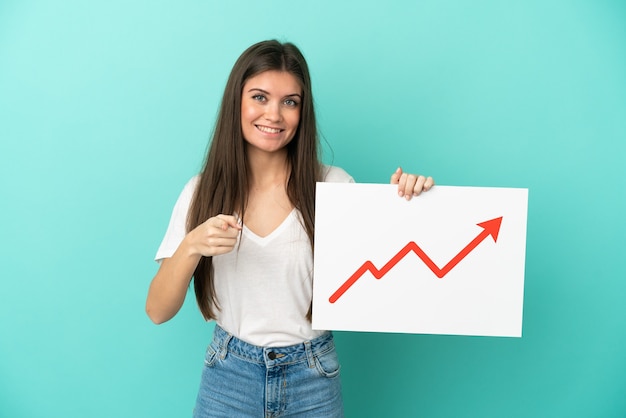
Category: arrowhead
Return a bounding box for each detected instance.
[477,217,503,242]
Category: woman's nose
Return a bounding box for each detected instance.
[264,102,282,122]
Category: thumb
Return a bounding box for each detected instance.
[216,214,242,231]
[390,167,402,184]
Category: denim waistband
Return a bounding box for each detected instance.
[211,325,335,367]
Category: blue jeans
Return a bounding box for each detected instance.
[192,325,344,417]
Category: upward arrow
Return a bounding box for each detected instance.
[328,217,503,304]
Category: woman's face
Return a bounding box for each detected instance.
[240,70,302,155]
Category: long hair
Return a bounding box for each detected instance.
[187,40,321,320]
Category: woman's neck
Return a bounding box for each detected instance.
[247,147,290,190]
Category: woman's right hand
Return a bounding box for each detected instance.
[186,214,242,257]
[146,214,242,324]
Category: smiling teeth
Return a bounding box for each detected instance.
[257,125,281,134]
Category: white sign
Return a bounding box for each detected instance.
[312,183,528,337]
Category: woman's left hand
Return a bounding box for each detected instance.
[390,167,434,200]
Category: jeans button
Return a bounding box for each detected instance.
[268,351,276,360]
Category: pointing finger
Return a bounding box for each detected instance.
[397,172,408,197]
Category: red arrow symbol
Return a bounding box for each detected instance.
[328,217,503,303]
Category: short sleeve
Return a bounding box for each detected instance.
[154,176,199,262]
[321,165,355,183]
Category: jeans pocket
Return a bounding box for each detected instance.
[313,348,341,378]
[203,344,218,368]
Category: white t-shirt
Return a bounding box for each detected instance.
[155,165,354,347]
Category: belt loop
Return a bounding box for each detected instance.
[304,340,315,368]
[219,332,232,360]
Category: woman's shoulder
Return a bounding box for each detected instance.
[184,174,201,190]
[320,165,355,183]
[174,174,200,200]
[170,174,200,207]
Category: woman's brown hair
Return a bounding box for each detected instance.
[187,40,321,320]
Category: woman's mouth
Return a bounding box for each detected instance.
[256,125,283,134]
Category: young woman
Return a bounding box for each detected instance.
[146,40,433,417]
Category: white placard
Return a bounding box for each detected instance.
[312,183,528,337]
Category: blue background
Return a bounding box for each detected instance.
[1,1,625,417]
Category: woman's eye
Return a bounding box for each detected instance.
[252,94,266,102]
[284,99,299,107]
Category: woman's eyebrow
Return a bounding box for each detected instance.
[247,88,302,98]
[247,88,270,94]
